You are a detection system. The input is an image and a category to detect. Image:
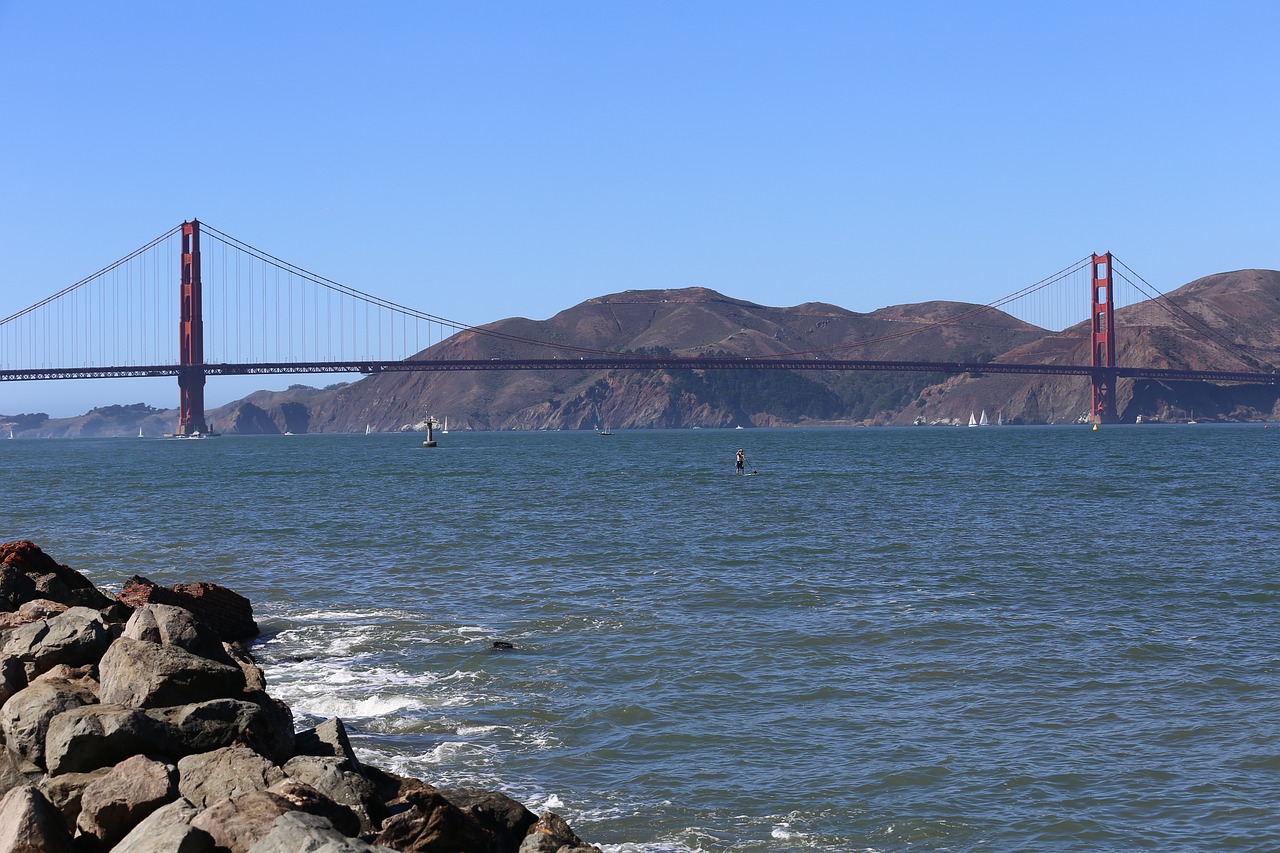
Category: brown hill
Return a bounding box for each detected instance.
[207,287,1046,433]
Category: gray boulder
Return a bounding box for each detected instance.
[45,699,278,775]
[246,811,398,853]
[294,718,361,771]
[110,797,215,853]
[284,755,383,834]
[1,676,99,768]
[99,636,246,709]
[0,785,74,852]
[76,754,176,850]
[223,642,267,693]
[37,768,109,827]
[2,607,109,680]
[191,779,359,853]
[177,744,286,809]
[44,705,152,776]
[124,604,235,665]
[0,748,41,805]
[518,811,603,853]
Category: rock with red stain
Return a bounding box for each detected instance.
[119,577,257,642]
[0,542,113,613]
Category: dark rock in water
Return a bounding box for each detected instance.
[374,787,496,852]
[439,787,538,852]
[520,810,605,853]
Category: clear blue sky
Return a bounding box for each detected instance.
[2,1,1278,417]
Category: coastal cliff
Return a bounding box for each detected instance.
[0,540,599,853]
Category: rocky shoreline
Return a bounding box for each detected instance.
[0,540,601,852]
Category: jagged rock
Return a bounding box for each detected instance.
[223,642,267,693]
[294,718,362,772]
[36,768,108,827]
[0,785,74,852]
[373,787,495,852]
[517,811,603,853]
[75,754,176,850]
[440,788,538,853]
[191,779,359,853]
[98,636,245,709]
[242,691,295,762]
[119,577,257,642]
[0,658,26,712]
[245,811,397,853]
[284,755,383,834]
[0,748,41,805]
[0,676,99,768]
[0,542,113,613]
[43,705,151,776]
[123,604,235,665]
[2,607,109,680]
[111,797,215,853]
[45,698,282,775]
[0,600,68,631]
[177,744,286,809]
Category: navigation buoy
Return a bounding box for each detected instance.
[1092,423,1099,431]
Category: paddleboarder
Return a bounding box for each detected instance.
[736,448,745,475]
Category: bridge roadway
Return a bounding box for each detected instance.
[2,356,1276,385]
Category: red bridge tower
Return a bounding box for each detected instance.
[177,220,208,435]
[1091,252,1117,423]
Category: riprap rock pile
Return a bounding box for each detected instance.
[0,540,600,853]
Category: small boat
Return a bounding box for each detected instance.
[997,411,1004,426]
[979,410,989,427]
[442,417,449,435]
[735,425,744,430]
[597,427,614,436]
[137,427,144,438]
[968,412,978,427]
[365,424,372,436]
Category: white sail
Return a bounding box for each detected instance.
[979,410,989,426]
[968,412,978,427]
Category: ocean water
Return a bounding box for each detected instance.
[4,425,1280,851]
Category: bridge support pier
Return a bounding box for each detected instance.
[1090,252,1117,424]
[177,220,208,435]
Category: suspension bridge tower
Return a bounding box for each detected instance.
[177,220,208,435]
[1091,252,1117,423]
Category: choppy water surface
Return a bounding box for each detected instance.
[5,425,1280,851]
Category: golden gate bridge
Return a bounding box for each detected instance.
[1,220,1275,434]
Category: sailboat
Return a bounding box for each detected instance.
[968,412,978,428]
[997,411,1004,426]
[979,410,989,427]
[442,417,449,435]
[365,424,372,435]
[137,427,144,438]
